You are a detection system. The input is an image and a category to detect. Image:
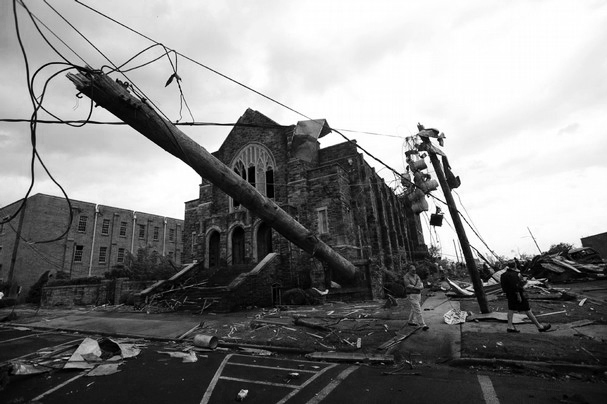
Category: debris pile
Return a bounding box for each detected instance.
[444,274,571,301]
[525,254,605,283]
[2,335,143,392]
[135,263,214,313]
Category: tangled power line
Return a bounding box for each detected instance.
[2,0,496,261]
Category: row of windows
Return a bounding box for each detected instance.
[76,216,181,241]
[72,245,180,264]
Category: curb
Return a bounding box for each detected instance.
[449,357,607,375]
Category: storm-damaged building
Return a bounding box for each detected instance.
[182,109,426,308]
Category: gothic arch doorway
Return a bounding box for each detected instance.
[208,231,220,269]
[257,222,273,260]
[232,227,245,265]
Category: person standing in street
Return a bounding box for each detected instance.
[404,264,429,330]
[500,262,551,333]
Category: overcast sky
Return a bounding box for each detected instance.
[1,0,606,262]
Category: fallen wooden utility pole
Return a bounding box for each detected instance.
[66,70,356,280]
[417,124,489,313]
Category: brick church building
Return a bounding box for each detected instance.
[183,109,426,303]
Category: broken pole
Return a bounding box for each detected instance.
[66,70,356,280]
[417,124,489,313]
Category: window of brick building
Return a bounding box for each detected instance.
[169,228,175,241]
[117,248,125,263]
[119,221,127,237]
[77,216,88,232]
[153,226,159,241]
[74,245,84,263]
[317,207,329,234]
[138,224,145,239]
[99,246,107,264]
[101,219,110,235]
[230,144,276,210]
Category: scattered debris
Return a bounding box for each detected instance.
[378,327,421,350]
[466,312,529,324]
[8,337,142,379]
[193,334,218,349]
[443,309,468,325]
[306,351,394,364]
[236,389,248,401]
[158,351,198,363]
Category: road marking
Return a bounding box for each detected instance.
[305,365,359,404]
[229,361,318,373]
[30,371,88,401]
[200,354,338,404]
[0,331,56,343]
[200,353,234,404]
[477,374,500,404]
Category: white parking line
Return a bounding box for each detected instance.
[477,374,500,404]
[0,331,56,343]
[31,371,88,401]
[199,354,339,404]
[304,365,358,404]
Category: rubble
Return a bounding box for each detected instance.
[7,337,142,379]
[525,253,605,282]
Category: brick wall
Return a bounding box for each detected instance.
[41,279,155,307]
[0,193,184,302]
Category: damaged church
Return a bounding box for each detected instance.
[182,108,427,309]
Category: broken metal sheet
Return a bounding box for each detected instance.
[86,363,122,377]
[294,119,331,139]
[65,338,102,369]
[11,362,51,375]
[540,262,566,274]
[64,338,141,370]
[446,278,474,296]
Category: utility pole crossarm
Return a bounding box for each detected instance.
[66,70,357,279]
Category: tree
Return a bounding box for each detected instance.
[105,247,177,280]
[546,242,574,255]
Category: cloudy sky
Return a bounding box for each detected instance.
[1,0,606,261]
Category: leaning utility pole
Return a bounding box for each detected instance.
[67,70,357,280]
[417,124,489,313]
[527,227,542,254]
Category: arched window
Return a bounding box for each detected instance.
[232,227,245,265]
[256,222,273,261]
[208,231,220,269]
[230,143,276,211]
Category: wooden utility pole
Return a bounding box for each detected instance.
[67,70,357,280]
[417,124,489,313]
[527,227,542,254]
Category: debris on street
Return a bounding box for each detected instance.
[8,337,142,378]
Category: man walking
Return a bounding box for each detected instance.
[404,264,429,330]
[500,262,551,333]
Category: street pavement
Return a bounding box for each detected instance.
[1,290,606,368]
[2,292,607,403]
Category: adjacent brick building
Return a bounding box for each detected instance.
[183,109,427,302]
[0,193,183,300]
[581,231,607,259]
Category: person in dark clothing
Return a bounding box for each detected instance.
[500,262,551,333]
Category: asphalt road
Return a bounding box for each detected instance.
[1,327,606,403]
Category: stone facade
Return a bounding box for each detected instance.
[183,109,426,300]
[0,193,183,300]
